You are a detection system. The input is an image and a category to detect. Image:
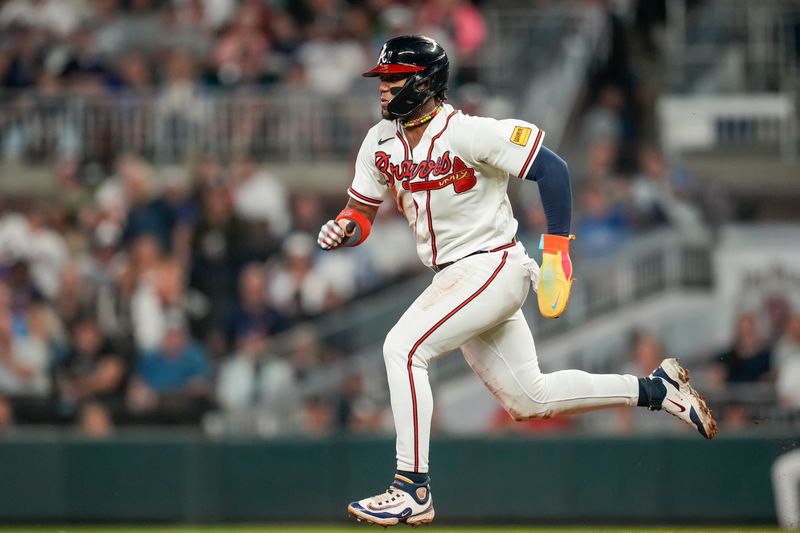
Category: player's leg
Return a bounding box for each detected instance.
[772,449,800,529]
[462,311,717,437]
[348,249,530,526]
[461,310,640,419]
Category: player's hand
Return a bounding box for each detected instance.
[317,219,346,250]
[537,234,575,319]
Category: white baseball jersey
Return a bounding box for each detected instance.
[347,103,545,268]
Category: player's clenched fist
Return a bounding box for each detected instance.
[317,220,346,250]
[537,234,575,319]
[317,209,372,250]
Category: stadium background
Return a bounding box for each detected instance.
[0,0,797,530]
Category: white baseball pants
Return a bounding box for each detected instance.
[772,449,800,529]
[383,242,639,473]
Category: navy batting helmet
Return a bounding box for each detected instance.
[363,35,449,119]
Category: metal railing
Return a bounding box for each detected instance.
[0,7,607,165]
[0,92,379,163]
[665,0,800,94]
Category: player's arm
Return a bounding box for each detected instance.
[317,198,379,250]
[523,146,575,319]
[319,130,386,250]
[523,146,571,237]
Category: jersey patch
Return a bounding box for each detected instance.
[510,126,532,146]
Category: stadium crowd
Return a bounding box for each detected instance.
[0,0,795,438]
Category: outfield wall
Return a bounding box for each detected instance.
[0,434,793,524]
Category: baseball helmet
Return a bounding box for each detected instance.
[363,35,449,119]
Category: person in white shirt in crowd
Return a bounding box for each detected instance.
[216,327,296,435]
[775,313,800,410]
[230,156,291,240]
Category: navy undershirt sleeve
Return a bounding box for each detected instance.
[523,145,572,237]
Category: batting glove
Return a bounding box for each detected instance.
[537,234,575,319]
[317,220,346,250]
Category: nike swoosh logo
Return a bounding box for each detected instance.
[378,137,394,145]
[667,399,686,413]
[550,288,562,310]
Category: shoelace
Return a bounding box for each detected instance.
[371,486,404,506]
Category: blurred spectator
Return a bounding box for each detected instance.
[269,232,357,319]
[0,202,69,300]
[61,23,108,89]
[712,314,772,384]
[230,157,291,239]
[53,262,92,328]
[580,84,625,145]
[225,263,286,346]
[418,0,486,83]
[127,314,213,423]
[360,204,419,281]
[775,314,800,410]
[302,394,333,436]
[0,395,13,431]
[614,330,682,434]
[296,23,368,96]
[629,145,704,234]
[158,0,216,60]
[216,329,295,416]
[155,49,207,159]
[189,183,247,340]
[119,154,177,252]
[574,182,630,259]
[79,400,114,437]
[112,51,152,92]
[335,369,383,433]
[131,256,197,354]
[290,192,324,234]
[0,305,51,422]
[212,1,271,87]
[54,315,128,423]
[764,293,793,345]
[26,205,69,300]
[0,0,84,37]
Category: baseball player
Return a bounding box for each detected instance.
[317,35,718,528]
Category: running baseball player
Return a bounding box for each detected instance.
[317,35,718,528]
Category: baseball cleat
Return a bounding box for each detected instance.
[347,474,435,527]
[650,357,718,439]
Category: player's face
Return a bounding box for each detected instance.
[379,74,409,119]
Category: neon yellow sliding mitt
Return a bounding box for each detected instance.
[537,234,575,319]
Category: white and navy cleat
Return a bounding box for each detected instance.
[650,357,718,439]
[347,474,435,527]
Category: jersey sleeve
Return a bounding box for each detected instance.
[468,117,545,179]
[347,134,387,207]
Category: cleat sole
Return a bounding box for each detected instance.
[348,503,435,528]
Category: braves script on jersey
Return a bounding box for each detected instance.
[347,103,544,268]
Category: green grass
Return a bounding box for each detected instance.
[0,526,782,533]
